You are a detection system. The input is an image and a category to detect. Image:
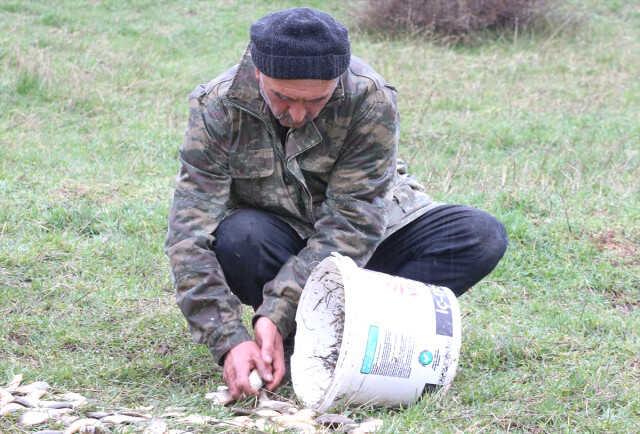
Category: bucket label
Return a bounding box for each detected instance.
[431,287,453,337]
[360,325,414,378]
[360,325,379,374]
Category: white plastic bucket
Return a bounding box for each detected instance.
[291,253,461,412]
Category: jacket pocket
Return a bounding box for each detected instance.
[229,148,274,179]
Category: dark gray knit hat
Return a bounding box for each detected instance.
[250,7,350,80]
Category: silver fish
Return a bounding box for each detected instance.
[0,402,27,416]
[350,418,384,433]
[15,381,50,396]
[62,418,104,434]
[5,374,23,392]
[0,388,14,407]
[19,410,50,426]
[315,413,357,429]
[101,414,148,424]
[143,418,169,434]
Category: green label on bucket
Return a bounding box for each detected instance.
[419,350,433,366]
[360,325,379,374]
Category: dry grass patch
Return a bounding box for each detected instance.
[592,230,639,266]
[353,0,574,42]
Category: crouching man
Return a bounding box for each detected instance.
[166,7,508,399]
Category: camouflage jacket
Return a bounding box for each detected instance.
[165,48,435,364]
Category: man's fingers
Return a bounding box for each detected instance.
[252,354,273,385]
[229,365,251,398]
[224,369,240,399]
[266,345,286,391]
[261,340,273,364]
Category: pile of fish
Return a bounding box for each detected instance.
[1,374,383,433]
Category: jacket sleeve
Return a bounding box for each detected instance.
[165,89,251,364]
[255,86,398,338]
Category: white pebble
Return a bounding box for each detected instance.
[249,369,264,391]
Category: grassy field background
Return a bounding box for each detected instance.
[1,0,638,432]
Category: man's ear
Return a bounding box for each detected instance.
[255,68,261,80]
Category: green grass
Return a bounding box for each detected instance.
[1,0,638,432]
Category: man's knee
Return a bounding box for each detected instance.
[214,209,274,262]
[468,208,508,273]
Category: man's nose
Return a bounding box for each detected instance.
[288,103,306,124]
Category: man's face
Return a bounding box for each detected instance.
[256,69,338,129]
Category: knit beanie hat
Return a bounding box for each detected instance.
[250,7,351,80]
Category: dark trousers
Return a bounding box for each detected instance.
[213,205,508,310]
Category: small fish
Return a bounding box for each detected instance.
[0,402,27,416]
[0,388,14,407]
[253,417,274,431]
[350,418,384,433]
[19,410,50,426]
[39,401,74,410]
[177,414,218,425]
[15,381,50,395]
[60,392,88,409]
[101,414,148,424]
[86,411,112,419]
[315,413,357,429]
[228,415,255,429]
[159,411,186,418]
[204,390,233,406]
[12,395,40,408]
[60,414,80,426]
[6,374,23,392]
[47,408,74,419]
[63,418,104,434]
[273,410,317,426]
[118,409,152,419]
[26,389,49,401]
[143,418,169,434]
[254,408,281,417]
[257,391,298,413]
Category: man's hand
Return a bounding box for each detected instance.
[223,341,272,399]
[254,316,286,390]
